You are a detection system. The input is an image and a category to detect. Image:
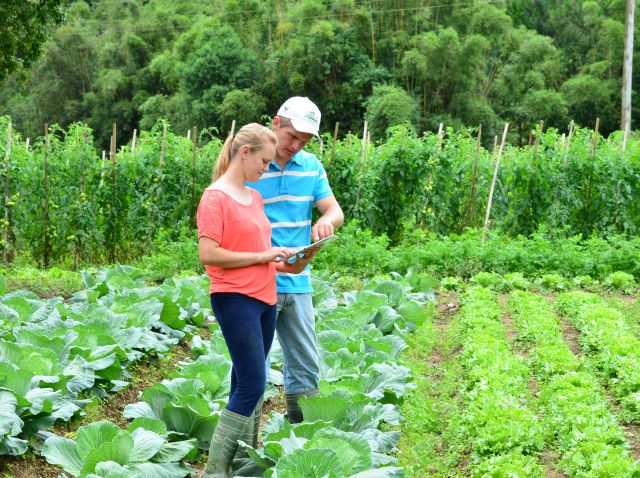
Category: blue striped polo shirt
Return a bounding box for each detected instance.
[247,149,333,293]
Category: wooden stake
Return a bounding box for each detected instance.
[190,126,198,226]
[561,133,566,146]
[623,121,630,152]
[131,129,137,153]
[355,121,368,210]
[26,138,30,151]
[43,124,50,268]
[159,123,167,170]
[482,123,509,245]
[109,123,117,263]
[533,120,544,163]
[100,150,106,187]
[230,120,236,138]
[563,121,574,167]
[3,122,11,264]
[187,129,191,140]
[464,125,482,228]
[436,122,444,150]
[328,122,339,178]
[149,124,168,254]
[592,117,600,156]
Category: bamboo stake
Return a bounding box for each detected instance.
[482,123,509,245]
[131,129,137,153]
[43,124,50,268]
[355,121,368,210]
[159,123,167,171]
[230,120,236,138]
[585,118,599,219]
[623,121,630,152]
[492,135,498,159]
[592,117,600,156]
[149,124,168,254]
[436,122,444,150]
[464,125,482,228]
[190,126,198,227]
[75,131,89,269]
[561,133,566,146]
[109,123,117,263]
[100,150,106,187]
[328,122,339,179]
[187,129,191,140]
[533,120,544,162]
[563,121,574,167]
[26,138,30,151]
[3,122,11,264]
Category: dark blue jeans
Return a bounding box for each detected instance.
[210,293,277,417]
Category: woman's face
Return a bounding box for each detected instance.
[243,141,276,183]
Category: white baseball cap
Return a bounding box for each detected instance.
[277,97,321,136]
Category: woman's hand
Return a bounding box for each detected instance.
[260,246,294,263]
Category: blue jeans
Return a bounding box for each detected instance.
[210,293,277,417]
[274,293,319,394]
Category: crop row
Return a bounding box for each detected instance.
[454,287,546,476]
[36,270,434,477]
[0,265,210,458]
[508,290,639,476]
[556,292,640,423]
[3,116,640,266]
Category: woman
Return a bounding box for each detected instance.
[197,123,313,477]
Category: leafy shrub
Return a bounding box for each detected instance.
[604,271,636,294]
[536,273,567,291]
[470,272,503,290]
[439,276,464,291]
[503,272,530,291]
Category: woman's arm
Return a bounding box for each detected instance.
[199,237,292,268]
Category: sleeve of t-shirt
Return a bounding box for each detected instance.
[197,190,225,243]
[314,162,333,202]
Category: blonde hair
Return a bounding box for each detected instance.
[212,123,277,181]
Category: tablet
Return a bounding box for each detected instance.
[290,234,338,256]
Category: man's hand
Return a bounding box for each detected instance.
[291,247,319,273]
[311,217,334,242]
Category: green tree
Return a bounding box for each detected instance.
[0,0,65,80]
[365,85,418,138]
[217,89,267,133]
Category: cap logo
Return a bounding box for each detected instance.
[305,111,318,124]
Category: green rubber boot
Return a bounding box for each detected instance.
[285,388,319,424]
[202,408,252,478]
[233,402,259,460]
[252,398,263,447]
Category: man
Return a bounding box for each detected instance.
[248,96,344,423]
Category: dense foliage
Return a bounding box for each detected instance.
[0,0,64,80]
[0,0,638,147]
[1,117,639,266]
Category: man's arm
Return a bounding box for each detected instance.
[312,195,344,241]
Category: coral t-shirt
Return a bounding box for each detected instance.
[197,187,276,305]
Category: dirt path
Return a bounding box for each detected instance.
[431,292,459,366]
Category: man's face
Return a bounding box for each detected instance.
[273,117,314,161]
